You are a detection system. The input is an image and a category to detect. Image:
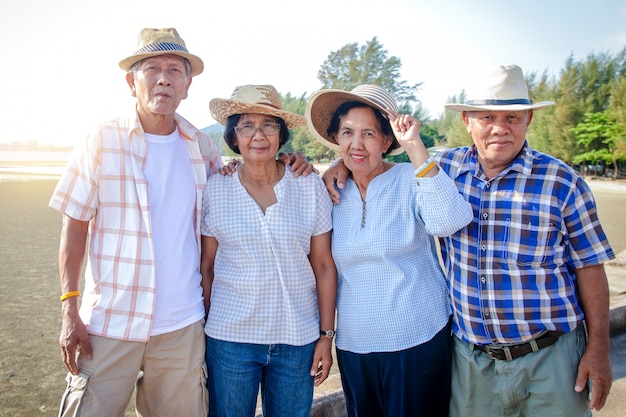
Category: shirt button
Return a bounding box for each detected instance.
[480,276,486,284]
[484,310,490,317]
[481,245,486,251]
[482,213,488,219]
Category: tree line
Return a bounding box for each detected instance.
[209,37,626,177]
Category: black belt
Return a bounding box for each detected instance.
[473,331,565,361]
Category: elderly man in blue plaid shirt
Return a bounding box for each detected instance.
[436,64,614,417]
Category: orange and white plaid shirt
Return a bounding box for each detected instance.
[49,110,222,341]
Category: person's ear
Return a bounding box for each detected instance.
[125,72,137,97]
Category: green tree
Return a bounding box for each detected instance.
[525,69,557,152]
[317,36,422,110]
[540,51,624,163]
[571,112,625,178]
[436,91,472,148]
[288,37,425,160]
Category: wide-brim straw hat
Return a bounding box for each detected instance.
[209,85,306,129]
[119,28,204,77]
[444,64,554,112]
[305,84,404,156]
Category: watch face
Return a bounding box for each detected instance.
[321,330,335,338]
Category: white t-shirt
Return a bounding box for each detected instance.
[144,129,204,335]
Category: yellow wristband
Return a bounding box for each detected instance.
[60,291,81,302]
[416,160,436,178]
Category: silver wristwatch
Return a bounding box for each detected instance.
[320,329,336,339]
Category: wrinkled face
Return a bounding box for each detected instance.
[126,54,191,118]
[463,110,533,177]
[334,107,393,179]
[234,113,281,163]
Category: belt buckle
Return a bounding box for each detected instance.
[484,345,513,361]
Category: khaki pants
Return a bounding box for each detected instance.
[450,325,591,417]
[58,320,208,417]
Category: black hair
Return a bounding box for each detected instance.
[326,101,398,157]
[223,114,291,155]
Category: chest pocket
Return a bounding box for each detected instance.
[504,219,556,266]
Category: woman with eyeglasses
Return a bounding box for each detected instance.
[200,85,337,417]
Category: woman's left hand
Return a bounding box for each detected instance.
[217,158,240,176]
[310,338,333,386]
[389,113,423,147]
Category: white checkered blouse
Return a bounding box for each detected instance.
[201,168,333,346]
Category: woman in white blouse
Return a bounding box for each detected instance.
[201,85,337,417]
[306,84,473,417]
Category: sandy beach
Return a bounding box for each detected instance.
[0,171,625,416]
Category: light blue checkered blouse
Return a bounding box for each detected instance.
[332,164,473,353]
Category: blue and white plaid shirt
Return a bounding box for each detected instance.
[436,143,614,345]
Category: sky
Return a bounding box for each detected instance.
[1,0,625,147]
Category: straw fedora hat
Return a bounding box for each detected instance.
[444,64,554,112]
[209,85,306,129]
[119,28,204,77]
[305,84,404,156]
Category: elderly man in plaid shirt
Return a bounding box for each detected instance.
[436,64,614,417]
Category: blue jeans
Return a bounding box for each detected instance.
[206,336,315,417]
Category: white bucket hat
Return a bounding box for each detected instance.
[444,64,554,112]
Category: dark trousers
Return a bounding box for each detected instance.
[336,318,452,417]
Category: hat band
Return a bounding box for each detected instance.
[132,42,189,56]
[466,99,532,106]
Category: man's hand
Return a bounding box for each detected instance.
[575,344,612,410]
[60,311,92,375]
[575,264,612,411]
[321,159,349,204]
[278,152,316,177]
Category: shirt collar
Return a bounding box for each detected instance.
[128,108,202,143]
[454,141,533,180]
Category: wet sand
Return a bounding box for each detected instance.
[0,177,625,416]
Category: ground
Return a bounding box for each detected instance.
[0,175,625,416]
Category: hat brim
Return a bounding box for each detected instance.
[119,51,204,77]
[444,101,554,112]
[209,99,306,129]
[305,89,404,156]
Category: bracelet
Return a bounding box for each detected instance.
[416,160,436,178]
[414,156,436,178]
[60,291,81,302]
[413,156,433,177]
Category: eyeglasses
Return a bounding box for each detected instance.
[234,123,281,138]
